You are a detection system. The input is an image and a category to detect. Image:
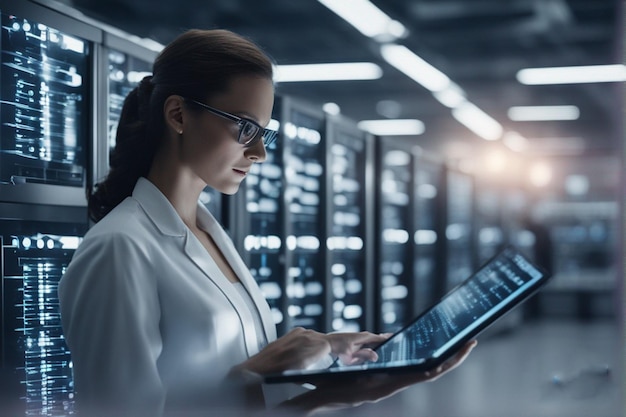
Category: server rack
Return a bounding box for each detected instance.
[374,138,415,333]
[96,32,157,183]
[279,97,327,333]
[0,3,97,415]
[324,114,374,333]
[1,207,87,417]
[0,1,101,207]
[411,150,444,314]
[474,183,506,264]
[441,166,476,292]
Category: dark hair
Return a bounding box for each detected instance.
[88,29,274,222]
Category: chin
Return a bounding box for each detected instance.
[220,183,242,195]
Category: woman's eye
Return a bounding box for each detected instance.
[241,122,258,141]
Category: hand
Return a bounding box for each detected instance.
[325,331,390,365]
[234,329,389,376]
[277,340,477,416]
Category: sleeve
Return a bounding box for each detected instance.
[58,232,164,417]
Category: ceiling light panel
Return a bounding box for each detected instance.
[357,119,425,136]
[517,64,626,85]
[317,0,408,41]
[274,63,383,82]
[508,105,580,121]
[380,44,450,92]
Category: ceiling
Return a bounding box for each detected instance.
[54,0,623,160]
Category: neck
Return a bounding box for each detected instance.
[147,146,205,228]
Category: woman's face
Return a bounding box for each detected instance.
[181,75,274,195]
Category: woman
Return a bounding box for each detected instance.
[58,29,474,417]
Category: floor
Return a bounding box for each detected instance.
[326,319,623,417]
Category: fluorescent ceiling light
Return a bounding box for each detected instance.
[517,64,626,84]
[432,82,466,108]
[274,63,382,82]
[381,44,450,92]
[451,102,503,141]
[358,119,425,136]
[508,105,580,121]
[317,0,408,41]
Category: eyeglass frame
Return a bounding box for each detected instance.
[183,98,278,147]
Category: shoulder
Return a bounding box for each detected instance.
[67,198,160,273]
[90,197,150,237]
[82,196,167,249]
[60,201,161,298]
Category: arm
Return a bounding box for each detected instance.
[58,233,165,417]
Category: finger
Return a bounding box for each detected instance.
[326,332,388,356]
[351,348,379,363]
[351,331,389,345]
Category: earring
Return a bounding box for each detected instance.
[178,130,183,135]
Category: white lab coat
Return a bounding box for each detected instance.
[58,177,279,416]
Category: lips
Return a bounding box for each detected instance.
[233,168,248,176]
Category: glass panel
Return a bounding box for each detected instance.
[1,13,89,187]
[328,129,367,332]
[283,108,325,331]
[2,220,86,416]
[378,145,412,332]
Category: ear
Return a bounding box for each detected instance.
[163,95,185,135]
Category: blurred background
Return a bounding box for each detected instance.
[0,0,623,416]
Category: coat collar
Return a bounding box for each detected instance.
[132,177,187,237]
[131,177,277,352]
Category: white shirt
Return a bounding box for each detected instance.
[58,177,278,416]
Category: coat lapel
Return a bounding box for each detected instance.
[132,178,274,357]
[180,227,263,357]
[196,204,277,344]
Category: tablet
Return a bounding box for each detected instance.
[264,246,551,384]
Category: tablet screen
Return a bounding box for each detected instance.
[370,246,546,368]
[265,246,549,383]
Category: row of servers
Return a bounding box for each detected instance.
[0,2,533,416]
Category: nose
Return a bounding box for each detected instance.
[245,137,267,163]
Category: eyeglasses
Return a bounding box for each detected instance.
[184,98,278,147]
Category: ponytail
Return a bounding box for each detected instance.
[88,76,158,222]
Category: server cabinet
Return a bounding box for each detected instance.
[280,97,327,333]
[442,167,476,291]
[374,138,414,333]
[0,2,101,207]
[412,151,444,314]
[1,204,88,416]
[98,33,157,181]
[324,114,374,333]
[0,3,99,415]
[474,183,506,264]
